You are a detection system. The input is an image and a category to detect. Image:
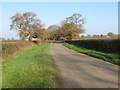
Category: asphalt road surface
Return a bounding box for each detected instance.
[50,43,118,88]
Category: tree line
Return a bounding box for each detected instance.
[81,32,119,38]
[10,12,85,41]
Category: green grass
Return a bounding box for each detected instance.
[2,43,57,88]
[62,42,120,66]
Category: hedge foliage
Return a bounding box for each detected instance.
[65,38,120,53]
[2,41,36,60]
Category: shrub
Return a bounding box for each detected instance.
[2,41,36,61]
[65,38,120,53]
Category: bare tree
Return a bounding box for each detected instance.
[65,13,86,28]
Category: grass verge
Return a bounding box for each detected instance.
[2,43,57,88]
[62,42,120,66]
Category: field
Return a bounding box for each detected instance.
[2,43,57,88]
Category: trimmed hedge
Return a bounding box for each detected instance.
[65,38,120,53]
[2,41,36,59]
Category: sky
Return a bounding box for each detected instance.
[1,2,118,39]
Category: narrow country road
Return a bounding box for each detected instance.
[50,43,118,88]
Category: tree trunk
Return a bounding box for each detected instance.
[28,36,32,41]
